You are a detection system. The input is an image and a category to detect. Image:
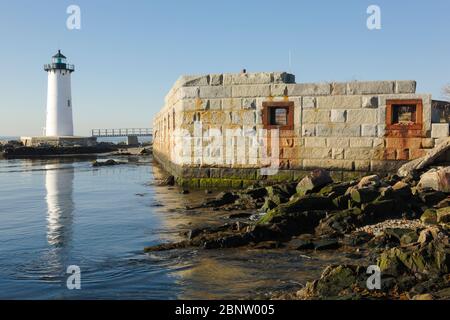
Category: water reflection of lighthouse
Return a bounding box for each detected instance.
[45,163,74,247]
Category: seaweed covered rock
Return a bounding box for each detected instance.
[421,209,438,225]
[315,208,362,236]
[265,183,297,205]
[297,265,370,300]
[258,195,334,224]
[296,169,333,196]
[378,227,450,276]
[437,207,450,224]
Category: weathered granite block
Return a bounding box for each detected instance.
[210,74,223,86]
[177,75,210,87]
[361,124,377,137]
[330,110,347,123]
[177,87,200,99]
[347,81,395,95]
[354,160,370,171]
[431,123,449,138]
[346,109,378,124]
[331,82,347,95]
[304,137,327,147]
[350,137,373,148]
[288,83,331,96]
[242,98,257,109]
[200,86,232,99]
[332,148,345,160]
[317,96,361,109]
[302,124,316,137]
[378,124,386,137]
[302,110,330,123]
[303,159,354,171]
[326,137,350,148]
[345,148,373,160]
[224,73,269,85]
[222,98,242,110]
[302,97,316,108]
[362,96,379,108]
[316,124,361,137]
[299,147,332,159]
[232,85,271,98]
[271,84,288,96]
[395,81,417,94]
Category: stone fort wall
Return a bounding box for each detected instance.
[153,72,449,188]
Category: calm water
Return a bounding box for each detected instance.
[0,156,352,300]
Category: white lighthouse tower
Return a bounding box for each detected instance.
[44,50,75,137]
[20,51,96,147]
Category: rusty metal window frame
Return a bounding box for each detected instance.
[262,101,295,130]
[386,99,423,131]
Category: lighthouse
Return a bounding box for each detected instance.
[44,50,75,137]
[20,51,96,147]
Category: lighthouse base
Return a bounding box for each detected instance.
[20,136,97,147]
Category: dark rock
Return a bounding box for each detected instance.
[342,231,373,246]
[418,189,448,206]
[436,197,450,209]
[261,198,277,212]
[253,241,284,249]
[437,206,450,223]
[228,212,253,219]
[319,181,356,199]
[296,169,333,196]
[203,192,239,207]
[287,239,314,250]
[349,187,380,204]
[180,189,190,194]
[315,208,362,237]
[421,209,438,225]
[92,159,119,167]
[297,265,368,299]
[314,239,340,251]
[378,227,450,276]
[332,194,351,210]
[265,183,296,205]
[259,195,334,224]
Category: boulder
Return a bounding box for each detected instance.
[296,169,333,196]
[259,195,334,224]
[315,208,362,236]
[417,167,450,193]
[287,238,314,250]
[349,187,380,204]
[297,265,367,299]
[266,184,294,205]
[356,175,381,189]
[92,159,119,167]
[398,138,450,177]
[378,227,450,276]
[313,239,340,251]
[418,189,448,206]
[437,207,450,224]
[421,209,438,225]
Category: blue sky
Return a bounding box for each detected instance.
[0,0,449,136]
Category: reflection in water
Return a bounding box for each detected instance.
[45,163,75,247]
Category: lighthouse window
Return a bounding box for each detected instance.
[68,99,71,107]
[262,101,294,130]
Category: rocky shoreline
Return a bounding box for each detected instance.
[145,159,450,299]
[0,140,152,159]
